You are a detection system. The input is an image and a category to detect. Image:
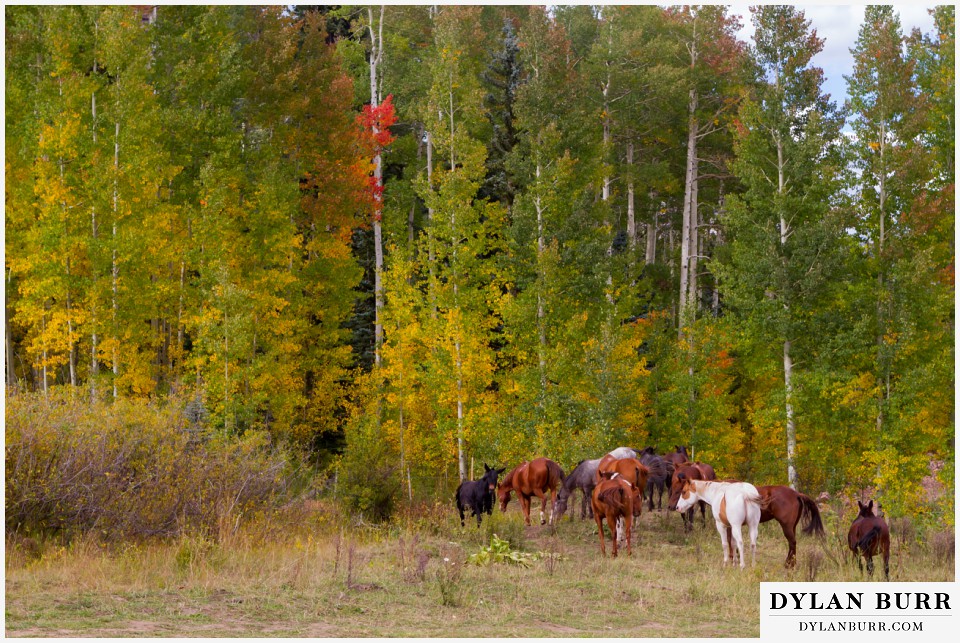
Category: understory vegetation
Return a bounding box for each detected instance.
[5,497,954,637]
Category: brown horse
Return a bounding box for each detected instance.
[847,499,890,580]
[596,457,649,517]
[756,485,825,568]
[667,462,716,531]
[591,477,641,557]
[498,458,565,526]
[662,445,689,469]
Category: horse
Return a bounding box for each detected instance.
[498,457,565,526]
[638,446,672,511]
[675,478,764,568]
[662,445,689,469]
[606,446,639,460]
[756,485,825,568]
[455,464,505,527]
[597,456,649,544]
[591,477,642,557]
[847,499,890,580]
[667,462,717,531]
[555,458,600,521]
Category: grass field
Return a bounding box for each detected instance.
[5,498,954,637]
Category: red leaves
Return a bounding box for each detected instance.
[357,94,397,155]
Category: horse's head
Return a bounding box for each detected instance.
[674,477,698,513]
[667,471,687,511]
[856,499,874,518]
[554,487,570,518]
[497,483,511,512]
[482,465,505,492]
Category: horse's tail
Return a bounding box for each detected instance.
[598,486,625,512]
[798,493,825,538]
[855,525,882,554]
[547,459,565,489]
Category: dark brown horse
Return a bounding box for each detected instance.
[667,462,716,531]
[662,445,689,469]
[847,499,890,580]
[498,458,565,526]
[591,477,641,557]
[756,485,825,568]
[638,446,672,511]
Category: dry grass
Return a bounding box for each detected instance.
[5,500,954,637]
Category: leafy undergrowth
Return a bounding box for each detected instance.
[5,500,954,637]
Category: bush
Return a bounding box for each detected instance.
[337,417,400,522]
[5,390,296,541]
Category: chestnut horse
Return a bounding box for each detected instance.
[498,458,565,526]
[591,477,641,557]
[757,485,825,568]
[597,456,649,544]
[667,462,717,531]
[847,499,890,580]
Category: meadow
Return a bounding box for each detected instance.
[5,497,954,637]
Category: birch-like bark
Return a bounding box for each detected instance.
[535,163,547,394]
[368,6,385,368]
[777,135,798,490]
[626,141,636,249]
[91,87,99,402]
[679,90,699,335]
[426,130,437,317]
[112,121,120,399]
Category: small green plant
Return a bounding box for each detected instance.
[468,534,537,567]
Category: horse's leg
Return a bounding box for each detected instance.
[595,511,606,557]
[625,513,633,557]
[866,555,875,577]
[748,514,760,567]
[611,515,619,558]
[532,489,547,525]
[731,524,747,569]
[779,518,798,569]
[457,498,465,528]
[716,519,731,566]
[520,494,532,526]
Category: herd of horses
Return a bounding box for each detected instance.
[455,446,891,578]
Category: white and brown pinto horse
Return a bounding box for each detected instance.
[675,478,764,568]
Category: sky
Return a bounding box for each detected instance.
[727,3,938,106]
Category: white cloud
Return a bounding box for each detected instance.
[729,3,938,104]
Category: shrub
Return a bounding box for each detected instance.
[337,417,400,522]
[5,390,296,541]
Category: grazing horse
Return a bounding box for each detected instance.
[675,478,764,568]
[597,457,649,544]
[498,458,565,526]
[756,485,825,568]
[638,447,671,511]
[662,445,690,469]
[668,462,717,530]
[455,464,505,527]
[555,458,600,521]
[847,499,890,580]
[591,477,642,557]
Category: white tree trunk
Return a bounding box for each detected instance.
[368,6,385,368]
[112,121,120,399]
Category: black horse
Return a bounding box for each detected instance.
[455,464,505,527]
[638,446,672,512]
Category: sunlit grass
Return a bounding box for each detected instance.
[6,499,953,637]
